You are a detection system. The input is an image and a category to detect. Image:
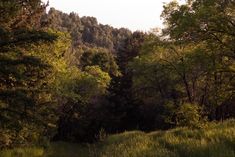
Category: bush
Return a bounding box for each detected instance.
[175,103,205,128]
[0,130,12,149]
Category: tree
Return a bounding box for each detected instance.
[0,0,77,148]
[161,0,235,120]
[54,66,111,142]
[80,48,120,77]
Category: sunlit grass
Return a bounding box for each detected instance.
[0,147,44,157]
[97,119,235,157]
[1,119,234,157]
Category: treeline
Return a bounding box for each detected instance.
[0,0,234,149]
[41,8,132,65]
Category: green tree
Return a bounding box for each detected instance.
[80,48,120,76]
[0,0,77,148]
[161,0,235,120]
[54,66,111,142]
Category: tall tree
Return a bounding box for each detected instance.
[0,0,72,148]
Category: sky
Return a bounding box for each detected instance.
[42,0,184,32]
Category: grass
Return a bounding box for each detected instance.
[0,119,235,157]
[0,147,44,157]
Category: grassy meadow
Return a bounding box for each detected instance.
[1,120,235,157]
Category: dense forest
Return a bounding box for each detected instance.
[0,0,235,153]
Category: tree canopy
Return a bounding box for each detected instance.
[0,0,234,148]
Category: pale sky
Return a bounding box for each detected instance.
[42,0,184,32]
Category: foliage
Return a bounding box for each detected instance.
[0,29,72,148]
[54,65,111,142]
[1,120,235,157]
[128,0,235,127]
[80,48,120,76]
[41,8,132,66]
[0,0,60,148]
[1,0,235,150]
[175,103,204,128]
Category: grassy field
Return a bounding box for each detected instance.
[1,120,235,157]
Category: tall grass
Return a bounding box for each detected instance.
[0,147,44,157]
[98,120,235,157]
[0,120,234,157]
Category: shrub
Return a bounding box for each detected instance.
[175,103,205,128]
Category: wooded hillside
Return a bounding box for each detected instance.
[0,0,234,150]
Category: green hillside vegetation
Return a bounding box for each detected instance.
[1,120,235,157]
[0,0,234,155]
